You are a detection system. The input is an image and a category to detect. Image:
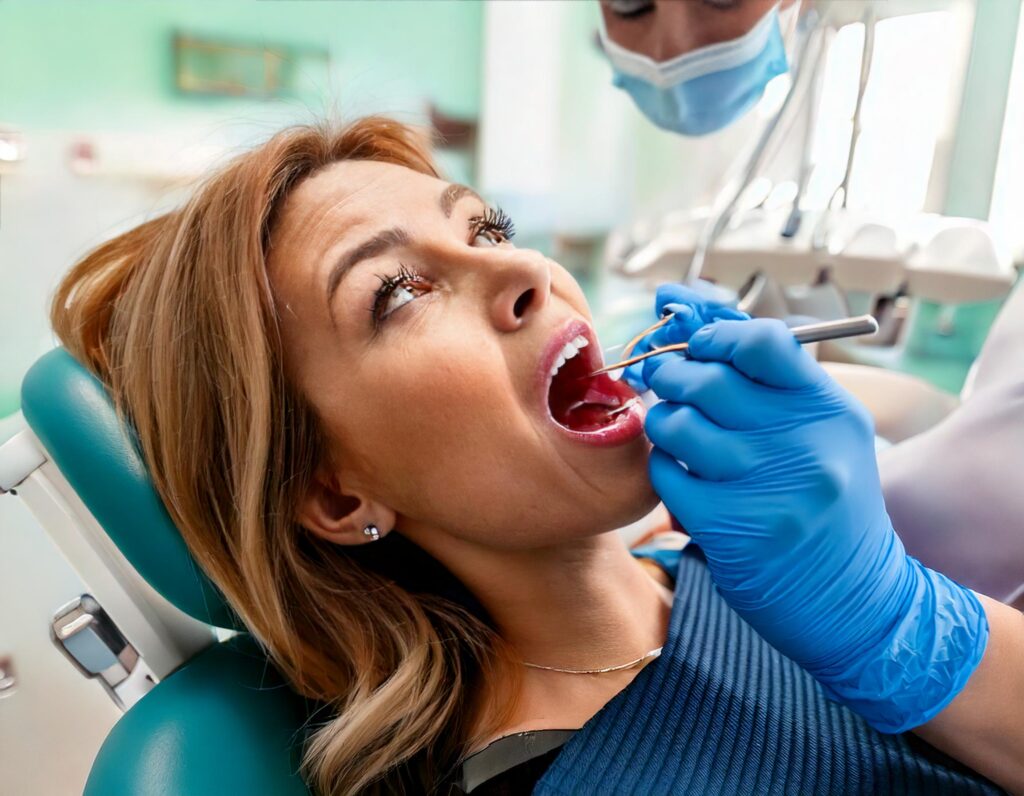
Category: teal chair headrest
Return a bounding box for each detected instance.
[21,348,241,630]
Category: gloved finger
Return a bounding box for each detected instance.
[655,283,712,316]
[644,305,704,347]
[663,303,748,324]
[638,307,752,387]
[706,306,750,322]
[648,447,726,531]
[686,318,828,390]
[638,347,682,390]
[655,280,741,317]
[645,402,756,481]
[638,318,710,386]
[621,304,704,390]
[645,358,781,430]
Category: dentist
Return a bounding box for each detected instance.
[599,1,1024,790]
[599,0,797,136]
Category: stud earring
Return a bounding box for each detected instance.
[362,524,381,542]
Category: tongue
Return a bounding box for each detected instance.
[561,399,625,431]
[581,381,624,407]
[548,355,638,432]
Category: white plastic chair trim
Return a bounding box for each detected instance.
[9,427,216,679]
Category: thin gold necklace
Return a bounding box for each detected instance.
[522,646,664,674]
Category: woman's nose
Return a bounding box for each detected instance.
[485,249,551,332]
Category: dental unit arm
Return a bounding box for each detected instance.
[613,0,1016,319]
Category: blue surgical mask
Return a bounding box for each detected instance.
[601,7,789,136]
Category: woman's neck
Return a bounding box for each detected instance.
[417,528,675,675]
[506,547,670,670]
[449,531,675,757]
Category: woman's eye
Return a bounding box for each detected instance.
[469,207,516,247]
[473,230,504,247]
[381,282,427,319]
[372,264,430,330]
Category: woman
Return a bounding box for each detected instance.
[51,117,1020,795]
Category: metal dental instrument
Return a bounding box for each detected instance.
[587,314,879,377]
[781,19,828,239]
[812,4,876,251]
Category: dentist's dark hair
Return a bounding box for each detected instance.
[50,116,521,795]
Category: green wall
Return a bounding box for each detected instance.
[0,1,483,130]
[0,0,484,420]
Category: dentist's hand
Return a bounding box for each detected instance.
[638,315,989,734]
[621,283,747,391]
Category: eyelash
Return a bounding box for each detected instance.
[370,263,424,330]
[470,206,516,243]
[369,207,517,331]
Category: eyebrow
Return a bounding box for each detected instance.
[324,183,483,316]
[440,183,482,218]
[325,225,410,314]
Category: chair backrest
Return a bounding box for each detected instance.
[21,349,311,795]
[21,348,238,629]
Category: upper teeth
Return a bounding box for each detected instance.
[550,335,589,376]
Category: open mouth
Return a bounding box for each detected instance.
[546,331,640,433]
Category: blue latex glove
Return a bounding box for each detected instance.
[621,283,747,391]
[638,313,989,734]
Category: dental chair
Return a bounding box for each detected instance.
[0,349,312,795]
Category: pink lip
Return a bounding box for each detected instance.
[535,319,645,447]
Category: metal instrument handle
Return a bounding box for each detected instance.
[589,314,879,376]
[789,314,879,345]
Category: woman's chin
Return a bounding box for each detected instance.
[622,475,662,524]
[590,457,662,534]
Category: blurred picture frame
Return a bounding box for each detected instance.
[173,32,329,99]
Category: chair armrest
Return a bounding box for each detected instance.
[85,636,312,796]
[822,362,959,444]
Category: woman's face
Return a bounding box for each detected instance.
[267,160,657,558]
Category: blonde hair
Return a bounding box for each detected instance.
[51,117,520,794]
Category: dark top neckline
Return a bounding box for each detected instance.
[457,729,578,793]
[455,535,688,793]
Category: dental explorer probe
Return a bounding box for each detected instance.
[587,314,879,377]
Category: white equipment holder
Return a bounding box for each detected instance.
[1,426,217,710]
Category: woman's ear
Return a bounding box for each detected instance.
[298,470,396,546]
